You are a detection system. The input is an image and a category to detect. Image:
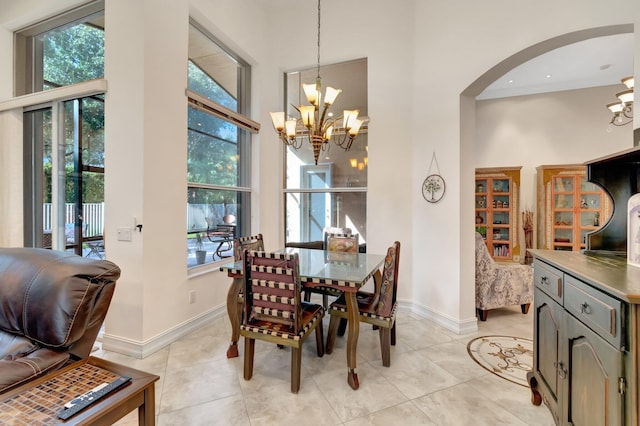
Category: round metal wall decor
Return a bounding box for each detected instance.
[422,174,446,203]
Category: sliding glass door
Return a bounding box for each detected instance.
[24,95,105,257]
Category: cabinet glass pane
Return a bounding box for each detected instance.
[475,195,487,208]
[554,228,572,244]
[492,228,509,241]
[475,211,487,224]
[580,211,600,227]
[554,194,573,209]
[475,180,487,193]
[475,225,487,238]
[580,178,600,192]
[493,211,509,225]
[579,194,600,209]
[554,211,573,226]
[492,243,510,257]
[554,177,574,192]
[492,179,509,193]
[492,195,510,208]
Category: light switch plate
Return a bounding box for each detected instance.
[117,227,132,241]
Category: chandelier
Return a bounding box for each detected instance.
[606,76,634,127]
[270,0,366,165]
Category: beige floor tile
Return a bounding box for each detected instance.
[243,380,341,426]
[97,305,555,425]
[158,394,250,426]
[313,361,408,422]
[422,339,491,382]
[373,348,463,399]
[412,382,529,425]
[343,401,432,426]
[159,360,240,413]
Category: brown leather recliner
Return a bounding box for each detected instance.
[0,248,120,394]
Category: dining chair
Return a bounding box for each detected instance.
[240,250,325,393]
[325,241,401,367]
[305,232,360,309]
[324,232,359,253]
[232,233,264,306]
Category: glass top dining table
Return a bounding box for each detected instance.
[219,247,386,390]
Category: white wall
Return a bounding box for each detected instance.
[411,0,638,330]
[476,85,633,216]
[0,0,638,354]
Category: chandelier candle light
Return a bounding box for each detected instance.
[607,76,634,127]
[270,0,366,165]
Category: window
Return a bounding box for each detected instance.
[284,59,368,246]
[186,21,258,268]
[18,2,106,259]
[14,1,104,96]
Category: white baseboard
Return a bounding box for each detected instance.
[101,307,225,359]
[398,299,478,334]
[101,301,477,359]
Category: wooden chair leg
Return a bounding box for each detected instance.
[477,308,488,321]
[390,321,396,346]
[244,337,255,380]
[521,303,531,314]
[379,327,391,367]
[291,347,302,393]
[337,318,348,336]
[304,291,311,302]
[315,319,325,357]
[326,314,340,354]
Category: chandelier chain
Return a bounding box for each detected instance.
[269,0,364,165]
[316,0,321,80]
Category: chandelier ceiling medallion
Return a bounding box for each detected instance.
[607,76,634,127]
[270,0,366,165]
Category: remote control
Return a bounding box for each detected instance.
[57,375,132,420]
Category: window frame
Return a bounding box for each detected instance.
[11,1,107,257]
[13,0,105,97]
[282,59,368,246]
[186,19,259,269]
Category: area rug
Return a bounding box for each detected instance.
[467,335,533,387]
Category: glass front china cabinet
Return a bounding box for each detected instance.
[475,167,521,261]
[536,164,611,251]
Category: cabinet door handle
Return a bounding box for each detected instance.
[554,361,567,379]
[557,278,562,298]
[541,276,548,285]
[580,302,590,314]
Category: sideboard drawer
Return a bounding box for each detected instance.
[534,260,563,304]
[564,275,623,349]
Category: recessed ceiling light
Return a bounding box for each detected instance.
[508,79,514,84]
[546,74,552,78]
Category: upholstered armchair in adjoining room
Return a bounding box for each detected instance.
[475,232,533,321]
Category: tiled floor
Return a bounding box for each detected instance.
[94,304,555,425]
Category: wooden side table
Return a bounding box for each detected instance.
[0,356,159,425]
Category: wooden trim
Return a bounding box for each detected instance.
[186,89,260,134]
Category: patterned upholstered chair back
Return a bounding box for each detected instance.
[325,233,359,253]
[243,251,302,334]
[474,232,533,321]
[233,234,264,262]
[377,241,401,317]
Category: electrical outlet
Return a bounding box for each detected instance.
[189,290,196,304]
